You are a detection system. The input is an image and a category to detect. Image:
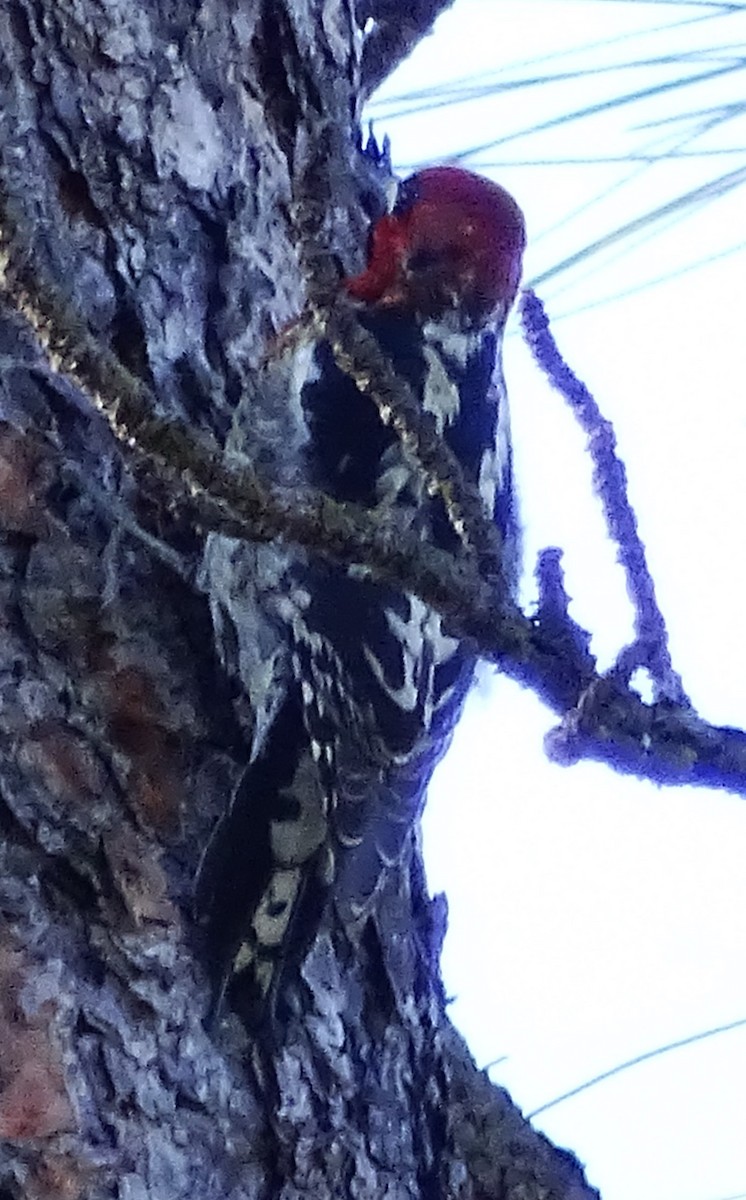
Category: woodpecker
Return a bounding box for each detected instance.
[346,166,525,320]
[197,166,525,1025]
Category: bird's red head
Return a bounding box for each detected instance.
[345,166,526,323]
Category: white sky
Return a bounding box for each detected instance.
[369,4,746,1199]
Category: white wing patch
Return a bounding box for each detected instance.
[362,595,461,714]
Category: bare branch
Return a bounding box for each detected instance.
[4,184,746,806]
[359,0,456,100]
[0,186,510,648]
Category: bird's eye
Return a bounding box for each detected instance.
[407,247,442,274]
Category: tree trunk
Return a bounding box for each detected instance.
[0,2,600,1196]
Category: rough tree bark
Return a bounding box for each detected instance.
[0,2,601,1197]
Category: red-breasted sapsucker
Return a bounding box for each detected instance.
[197,166,525,1025]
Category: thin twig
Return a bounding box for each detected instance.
[520,287,687,706]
